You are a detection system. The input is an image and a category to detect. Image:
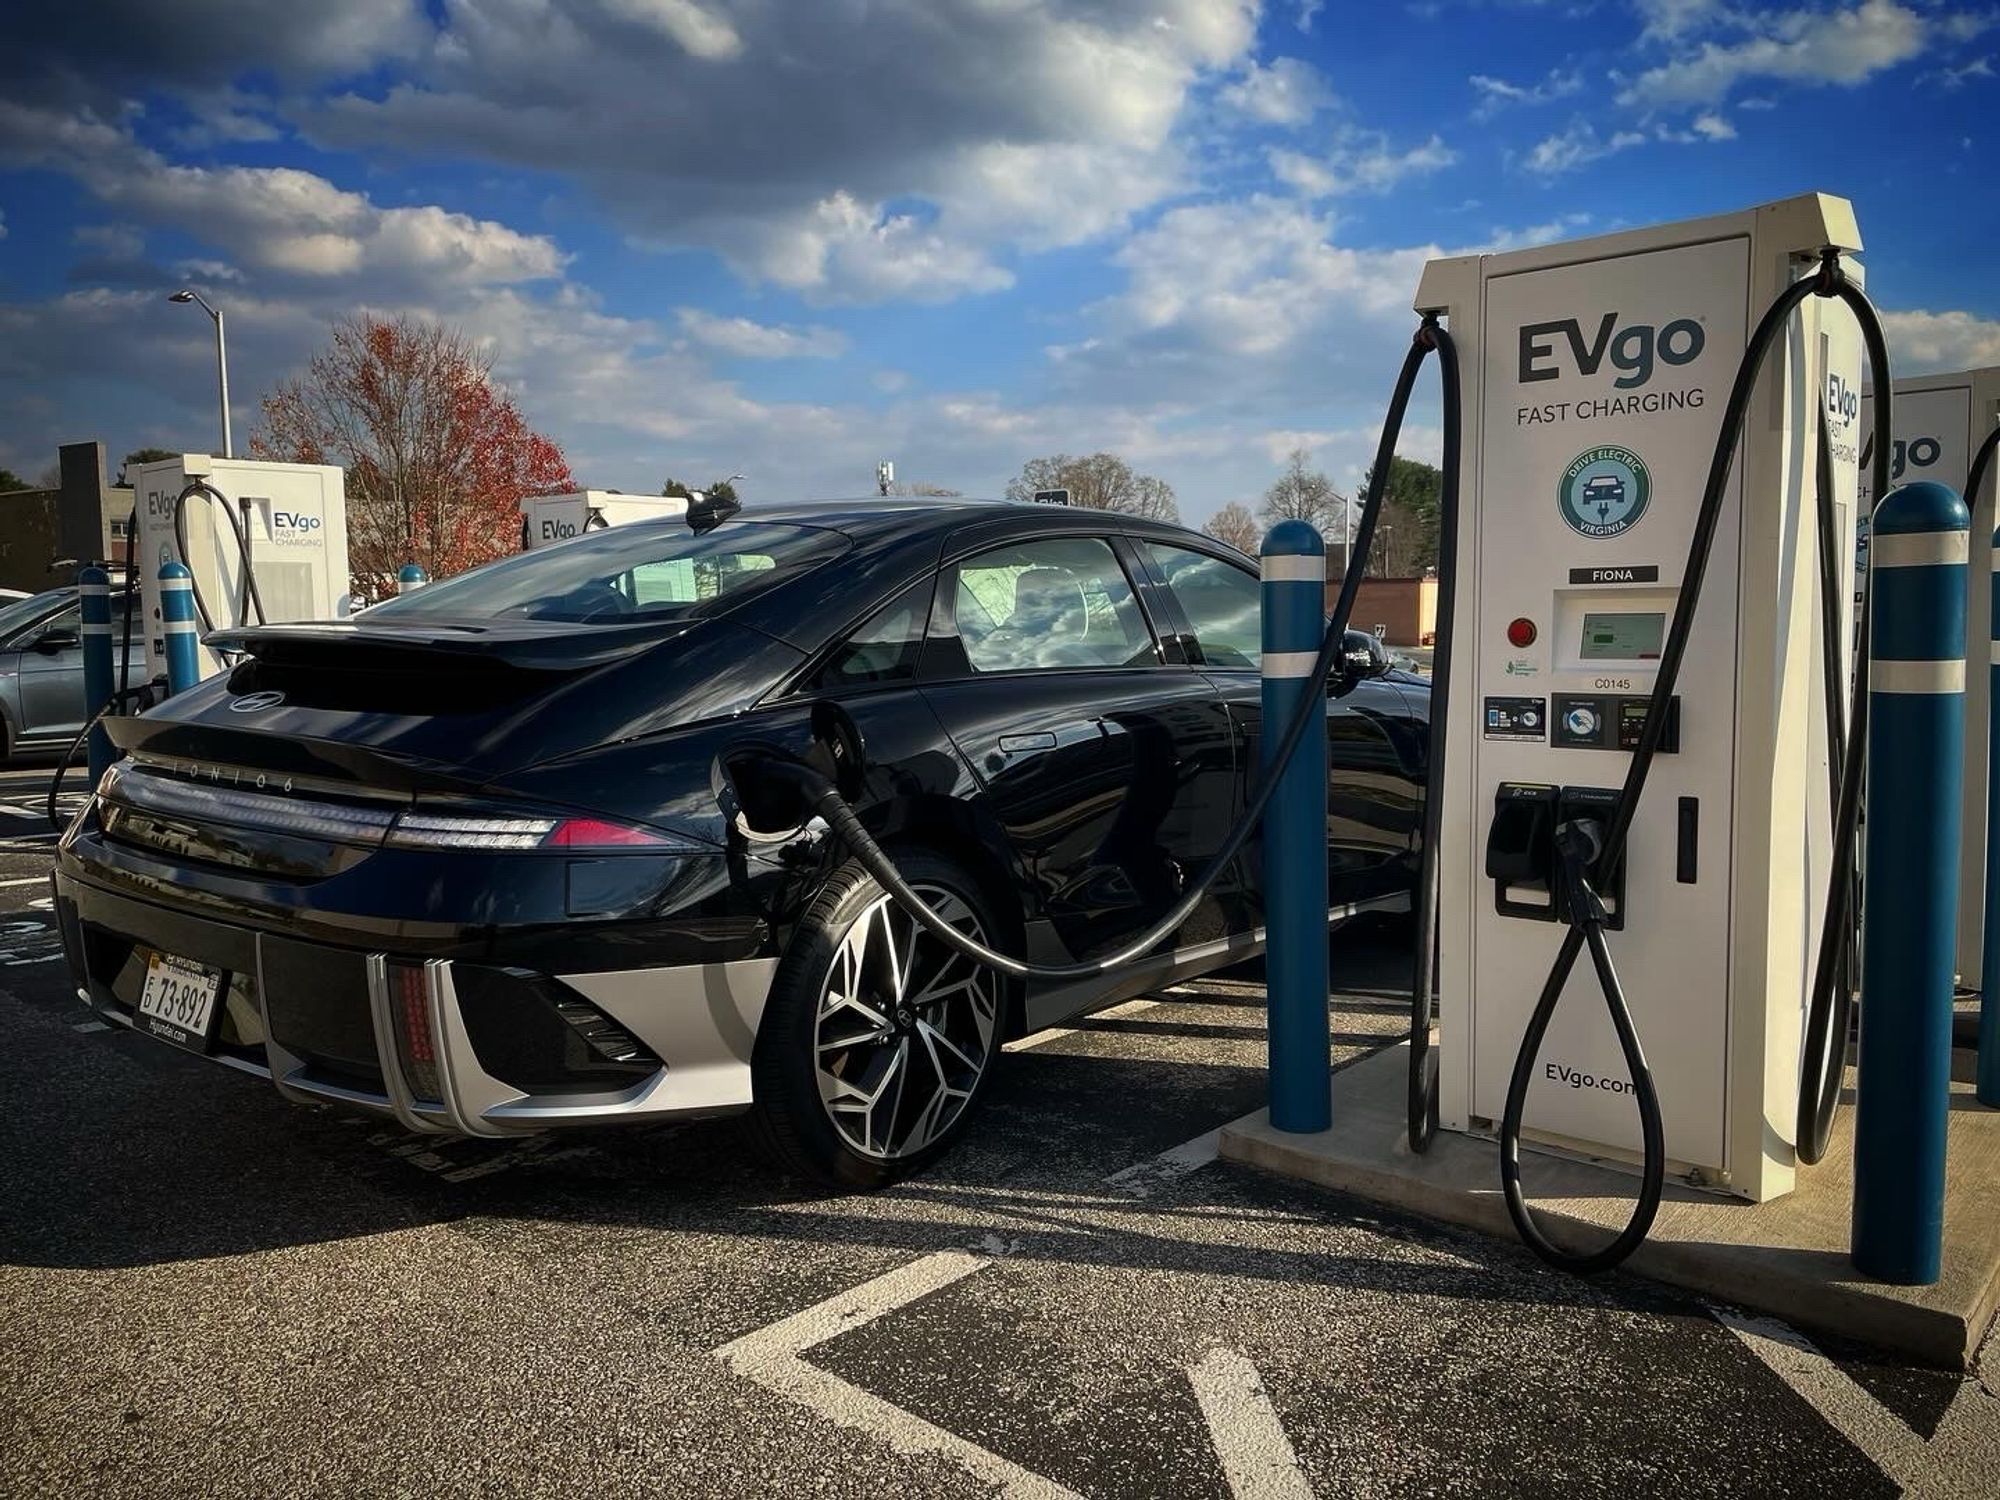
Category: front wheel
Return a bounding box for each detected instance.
[751,855,1006,1189]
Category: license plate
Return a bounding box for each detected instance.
[136,952,224,1052]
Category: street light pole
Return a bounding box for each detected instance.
[169,289,231,457]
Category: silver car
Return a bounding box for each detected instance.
[0,587,143,760]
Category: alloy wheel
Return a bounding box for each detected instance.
[813,885,999,1161]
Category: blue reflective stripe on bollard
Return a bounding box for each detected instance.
[1261,519,1331,1134]
[1984,525,2000,1108]
[159,562,202,699]
[1853,480,1969,1286]
[79,566,115,788]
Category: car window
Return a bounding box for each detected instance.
[811,579,931,690]
[1142,543,1261,670]
[33,603,82,640]
[365,521,839,625]
[0,591,69,642]
[954,537,1154,673]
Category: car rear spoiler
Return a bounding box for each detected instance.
[205,617,694,673]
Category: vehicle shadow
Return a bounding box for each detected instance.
[1,1026,1650,1325]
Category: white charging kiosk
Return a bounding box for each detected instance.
[128,455,351,683]
[520,491,688,549]
[1858,368,2000,987]
[1420,194,1864,1202]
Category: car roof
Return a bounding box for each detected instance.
[626,497,1219,548]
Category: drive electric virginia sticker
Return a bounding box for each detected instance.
[1558,445,1651,539]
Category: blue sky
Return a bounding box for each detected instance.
[2,0,1997,524]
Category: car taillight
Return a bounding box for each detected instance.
[385,809,690,852]
[389,963,441,1102]
[545,817,676,848]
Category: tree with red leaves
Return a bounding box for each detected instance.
[252,314,574,594]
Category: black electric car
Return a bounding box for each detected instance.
[52,500,1429,1185]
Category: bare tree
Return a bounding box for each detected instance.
[1258,447,1344,541]
[1004,452,1179,522]
[886,480,963,497]
[1202,501,1260,555]
[254,315,573,592]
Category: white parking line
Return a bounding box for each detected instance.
[1713,1308,1925,1490]
[1187,1348,1314,1500]
[1103,1127,1222,1197]
[716,1250,1081,1498]
[0,877,50,888]
[1006,997,1162,1053]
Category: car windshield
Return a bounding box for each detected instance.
[363,521,846,625]
[0,590,69,641]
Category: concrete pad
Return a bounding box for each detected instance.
[1218,1044,2000,1369]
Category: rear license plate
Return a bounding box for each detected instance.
[136,952,224,1053]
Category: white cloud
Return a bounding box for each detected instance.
[73,223,144,259]
[1297,0,1325,31]
[1220,57,1335,126]
[743,192,1014,304]
[1690,110,1736,139]
[1270,131,1457,198]
[1635,0,1725,41]
[676,309,847,360]
[309,0,1259,304]
[1926,55,1995,88]
[1621,0,1928,108]
[1470,67,1584,116]
[1521,122,1649,175]
[0,102,566,290]
[597,0,742,60]
[1880,309,2000,374]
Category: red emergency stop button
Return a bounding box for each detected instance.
[1507,617,1538,648]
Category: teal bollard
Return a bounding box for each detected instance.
[1261,520,1331,1133]
[159,562,201,697]
[398,563,429,594]
[1852,480,1969,1285]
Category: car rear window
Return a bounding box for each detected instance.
[363,522,846,625]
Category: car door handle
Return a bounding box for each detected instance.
[997,732,1057,754]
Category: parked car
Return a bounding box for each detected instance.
[0,586,143,760]
[52,501,1429,1185]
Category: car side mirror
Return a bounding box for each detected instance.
[33,630,80,654]
[1329,642,1373,698]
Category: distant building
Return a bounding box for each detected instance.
[0,443,138,593]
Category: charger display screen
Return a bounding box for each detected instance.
[1579,611,1665,661]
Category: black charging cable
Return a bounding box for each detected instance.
[1501,251,1894,1272]
[1405,321,1462,1154]
[756,319,1455,984]
[174,479,267,639]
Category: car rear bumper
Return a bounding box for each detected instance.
[53,871,775,1136]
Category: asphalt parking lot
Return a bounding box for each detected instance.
[1,757,1996,1498]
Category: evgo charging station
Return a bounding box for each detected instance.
[1422,194,1863,1206]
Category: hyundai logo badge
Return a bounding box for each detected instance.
[228,691,286,714]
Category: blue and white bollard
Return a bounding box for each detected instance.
[1984,520,2000,1108]
[1261,520,1331,1134]
[78,566,115,787]
[1853,480,1969,1285]
[159,562,202,699]
[398,563,429,594]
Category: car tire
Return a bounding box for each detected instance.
[751,853,1008,1190]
